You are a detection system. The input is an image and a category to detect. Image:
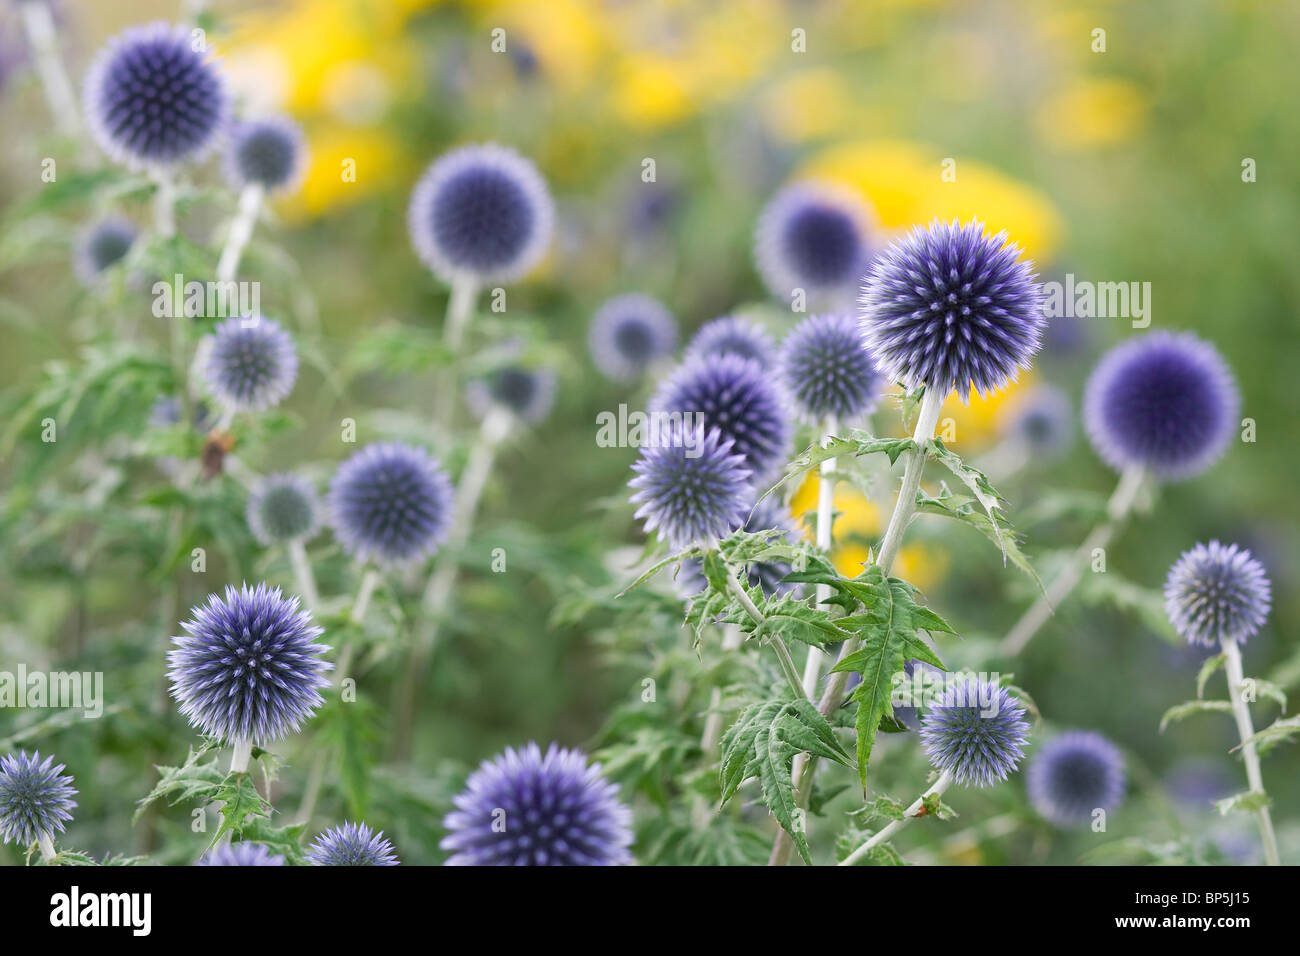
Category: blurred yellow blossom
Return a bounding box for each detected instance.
[762,69,855,143]
[1038,77,1148,149]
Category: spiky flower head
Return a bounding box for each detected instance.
[755,181,875,305]
[678,495,800,598]
[198,843,285,866]
[1002,384,1073,459]
[246,472,320,546]
[328,442,454,566]
[629,425,752,550]
[167,582,331,745]
[920,678,1030,787]
[0,751,77,847]
[1084,332,1238,481]
[860,219,1045,400]
[588,293,678,382]
[74,216,137,285]
[408,143,554,285]
[1164,540,1271,648]
[779,312,885,423]
[222,115,306,193]
[442,742,633,866]
[467,365,556,425]
[83,21,228,169]
[650,353,791,482]
[306,822,399,866]
[203,316,298,413]
[1027,730,1125,828]
[684,316,776,371]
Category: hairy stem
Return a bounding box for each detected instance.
[725,574,806,701]
[37,831,57,864]
[19,0,81,140]
[1222,637,1281,866]
[216,184,264,283]
[801,414,838,698]
[433,276,478,426]
[287,538,320,611]
[999,464,1147,656]
[770,386,946,866]
[152,168,176,239]
[838,770,954,866]
[229,738,252,774]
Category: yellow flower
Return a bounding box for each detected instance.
[762,69,855,143]
[801,139,1064,262]
[611,53,694,129]
[1038,77,1148,149]
[282,126,404,218]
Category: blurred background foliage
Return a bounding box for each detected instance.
[0,0,1297,865]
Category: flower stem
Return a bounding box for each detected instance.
[152,167,176,239]
[770,386,946,866]
[37,831,57,864]
[1222,637,1281,866]
[287,538,320,611]
[392,408,511,759]
[216,184,264,283]
[725,574,807,702]
[701,623,745,754]
[801,414,838,699]
[229,738,252,774]
[837,770,954,866]
[433,276,478,426]
[999,464,1147,656]
[18,0,81,140]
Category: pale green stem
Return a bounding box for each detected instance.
[152,167,176,238]
[229,737,252,774]
[37,831,57,863]
[287,538,320,611]
[19,0,80,139]
[725,574,806,701]
[999,464,1147,656]
[801,414,839,699]
[216,184,264,283]
[1223,637,1281,866]
[434,276,478,425]
[838,770,954,866]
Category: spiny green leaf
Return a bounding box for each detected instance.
[616,545,702,597]
[1215,790,1271,816]
[1158,699,1234,734]
[925,438,1021,570]
[1237,715,1300,755]
[1197,653,1227,698]
[915,484,1044,591]
[133,742,225,823]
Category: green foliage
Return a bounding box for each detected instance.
[1158,699,1234,734]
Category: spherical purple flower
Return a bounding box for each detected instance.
[408,143,554,285]
[779,312,885,423]
[755,181,875,304]
[588,294,677,382]
[198,842,284,866]
[203,316,298,413]
[678,495,801,597]
[650,353,791,482]
[860,219,1045,399]
[1083,332,1238,481]
[1164,540,1271,648]
[467,365,556,424]
[306,822,399,866]
[684,316,776,371]
[83,21,228,169]
[1002,384,1073,459]
[629,425,752,550]
[0,751,77,848]
[920,678,1030,787]
[167,582,331,745]
[328,443,454,566]
[442,742,633,866]
[1026,730,1126,827]
[222,115,306,193]
[247,473,320,546]
[74,216,137,285]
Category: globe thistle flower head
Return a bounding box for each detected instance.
[860,219,1046,400]
[203,316,298,413]
[678,495,801,598]
[408,143,554,285]
[1027,730,1126,827]
[167,582,331,745]
[0,751,77,847]
[1084,332,1238,481]
[1002,384,1073,459]
[442,742,633,866]
[755,181,875,304]
[83,21,228,169]
[198,842,284,866]
[306,822,399,866]
[588,293,678,381]
[328,442,454,566]
[1164,540,1271,647]
[467,365,556,425]
[74,216,137,285]
[650,353,791,482]
[779,312,885,423]
[684,316,776,371]
[629,425,752,550]
[247,473,320,546]
[222,115,306,193]
[920,678,1030,787]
